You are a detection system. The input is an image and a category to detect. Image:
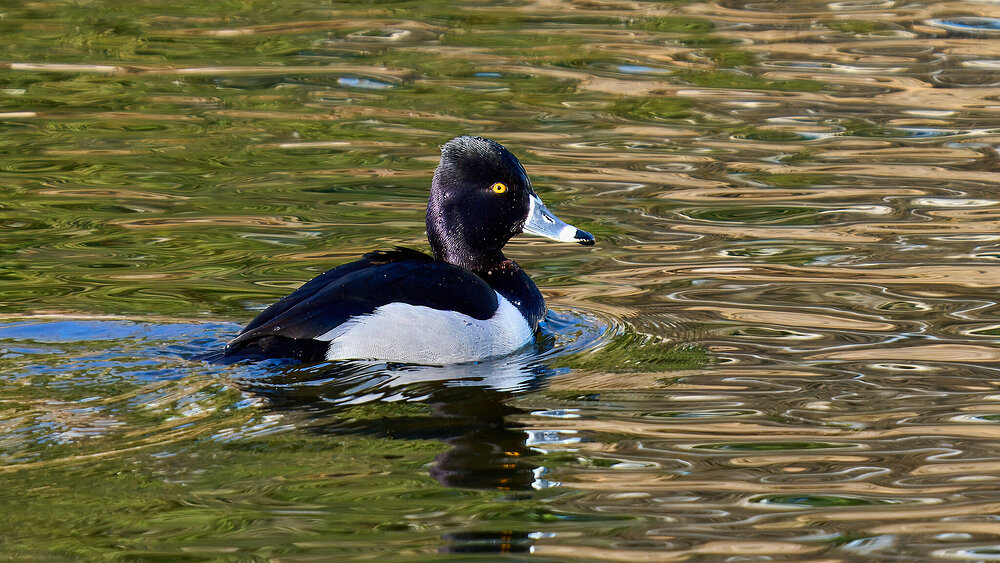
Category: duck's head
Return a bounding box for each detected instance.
[427,136,594,271]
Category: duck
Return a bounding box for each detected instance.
[222,136,595,365]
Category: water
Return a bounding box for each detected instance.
[4,0,1000,559]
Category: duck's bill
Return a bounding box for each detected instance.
[522,194,595,246]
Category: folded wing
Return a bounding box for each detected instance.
[223,248,499,361]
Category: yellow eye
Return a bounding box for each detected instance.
[491,182,508,194]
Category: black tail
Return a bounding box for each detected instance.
[218,335,330,364]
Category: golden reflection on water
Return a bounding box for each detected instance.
[6,0,1000,559]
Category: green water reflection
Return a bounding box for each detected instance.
[8,0,1000,560]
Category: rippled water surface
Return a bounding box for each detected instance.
[5,0,1000,560]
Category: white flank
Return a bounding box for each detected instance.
[316,293,533,365]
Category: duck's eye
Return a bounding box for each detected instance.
[490,182,508,194]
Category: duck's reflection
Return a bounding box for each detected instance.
[237,350,556,491]
[228,321,606,556]
[442,531,534,554]
[425,385,535,491]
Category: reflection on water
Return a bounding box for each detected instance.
[7,0,1000,559]
[234,308,607,495]
[253,369,542,491]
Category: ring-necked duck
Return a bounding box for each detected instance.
[222,136,594,365]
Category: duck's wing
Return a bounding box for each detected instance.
[237,247,431,335]
[223,248,499,360]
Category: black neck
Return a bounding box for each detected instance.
[430,238,506,273]
[426,211,508,272]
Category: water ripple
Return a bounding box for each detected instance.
[6,0,1000,558]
